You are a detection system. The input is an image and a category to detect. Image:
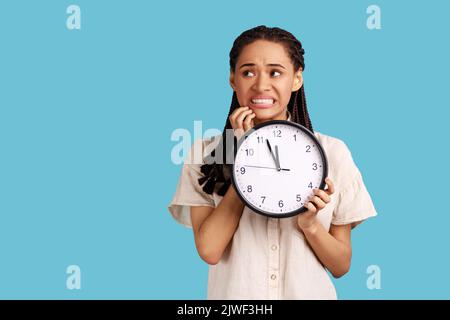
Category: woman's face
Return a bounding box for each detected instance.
[230,39,303,124]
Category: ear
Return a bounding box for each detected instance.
[292,69,303,92]
[229,71,236,91]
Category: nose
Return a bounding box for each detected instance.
[252,73,272,92]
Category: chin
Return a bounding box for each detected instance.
[251,107,283,120]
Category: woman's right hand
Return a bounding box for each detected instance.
[229,106,256,141]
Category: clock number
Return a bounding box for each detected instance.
[261,196,266,204]
[308,182,313,188]
[245,149,254,156]
[247,185,252,193]
[278,200,284,208]
[273,130,281,138]
[257,136,264,144]
[240,167,246,174]
[296,194,301,202]
[293,134,296,141]
[306,145,311,152]
[312,163,317,170]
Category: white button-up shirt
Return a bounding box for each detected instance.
[168,117,377,299]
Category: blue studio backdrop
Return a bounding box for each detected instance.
[0,0,449,299]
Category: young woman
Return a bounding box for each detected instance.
[169,25,377,299]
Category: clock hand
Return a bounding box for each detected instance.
[266,139,281,171]
[243,165,290,171]
[275,145,282,170]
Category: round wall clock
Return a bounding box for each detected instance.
[231,120,328,218]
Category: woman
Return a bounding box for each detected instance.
[168,25,377,299]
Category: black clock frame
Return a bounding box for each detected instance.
[230,120,329,218]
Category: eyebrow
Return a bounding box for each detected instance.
[238,63,286,70]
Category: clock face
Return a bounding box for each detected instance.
[231,120,328,218]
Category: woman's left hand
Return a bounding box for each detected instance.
[297,177,334,231]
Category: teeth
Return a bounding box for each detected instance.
[251,99,274,104]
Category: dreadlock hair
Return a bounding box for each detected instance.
[198,25,314,196]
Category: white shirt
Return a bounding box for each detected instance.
[168,118,377,299]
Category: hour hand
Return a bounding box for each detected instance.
[266,139,281,171]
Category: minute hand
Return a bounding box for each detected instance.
[275,145,281,169]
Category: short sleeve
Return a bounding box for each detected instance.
[168,138,216,228]
[331,141,377,228]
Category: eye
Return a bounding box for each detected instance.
[271,70,282,77]
[243,70,255,77]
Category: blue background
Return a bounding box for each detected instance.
[0,0,448,299]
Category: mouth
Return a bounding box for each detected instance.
[249,97,276,109]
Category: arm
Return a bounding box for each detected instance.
[297,178,352,278]
[191,106,256,264]
[191,186,244,265]
[301,221,352,278]
[190,105,256,265]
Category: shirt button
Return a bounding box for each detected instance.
[271,274,277,280]
[271,245,278,251]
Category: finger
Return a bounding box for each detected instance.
[314,188,331,203]
[243,113,256,131]
[304,201,317,214]
[229,106,249,124]
[235,110,254,128]
[324,177,335,195]
[309,195,326,210]
[229,107,250,129]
